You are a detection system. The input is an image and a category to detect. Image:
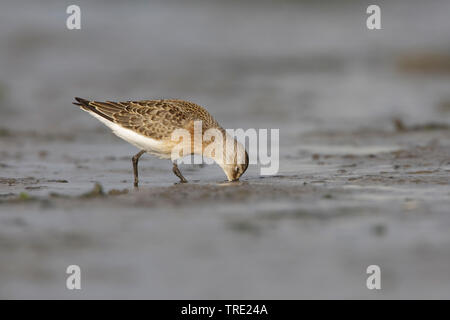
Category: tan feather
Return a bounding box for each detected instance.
[74,98,220,140]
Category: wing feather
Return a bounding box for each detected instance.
[74,98,220,140]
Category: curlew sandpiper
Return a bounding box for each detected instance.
[73,97,248,186]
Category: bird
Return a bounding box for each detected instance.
[73,97,248,187]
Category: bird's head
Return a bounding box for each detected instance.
[218,137,249,182]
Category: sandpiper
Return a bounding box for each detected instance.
[73,97,248,186]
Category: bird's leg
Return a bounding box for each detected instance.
[132,150,146,187]
[172,162,187,183]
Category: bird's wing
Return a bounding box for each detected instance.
[74,98,192,140]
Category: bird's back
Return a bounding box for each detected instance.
[74,98,220,140]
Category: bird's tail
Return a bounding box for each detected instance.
[73,97,91,108]
[73,97,116,122]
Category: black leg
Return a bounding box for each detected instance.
[132,150,146,187]
[172,163,187,183]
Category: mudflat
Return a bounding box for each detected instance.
[0,0,449,299]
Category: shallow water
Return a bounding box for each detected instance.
[1,0,450,299]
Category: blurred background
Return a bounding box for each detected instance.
[1,0,449,132]
[0,0,449,299]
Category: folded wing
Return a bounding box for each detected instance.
[74,97,191,140]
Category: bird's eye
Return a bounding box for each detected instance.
[234,167,240,173]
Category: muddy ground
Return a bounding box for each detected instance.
[0,123,449,299]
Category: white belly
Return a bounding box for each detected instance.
[86,111,172,159]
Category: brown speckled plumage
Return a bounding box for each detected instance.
[73,97,248,185]
[74,98,220,140]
